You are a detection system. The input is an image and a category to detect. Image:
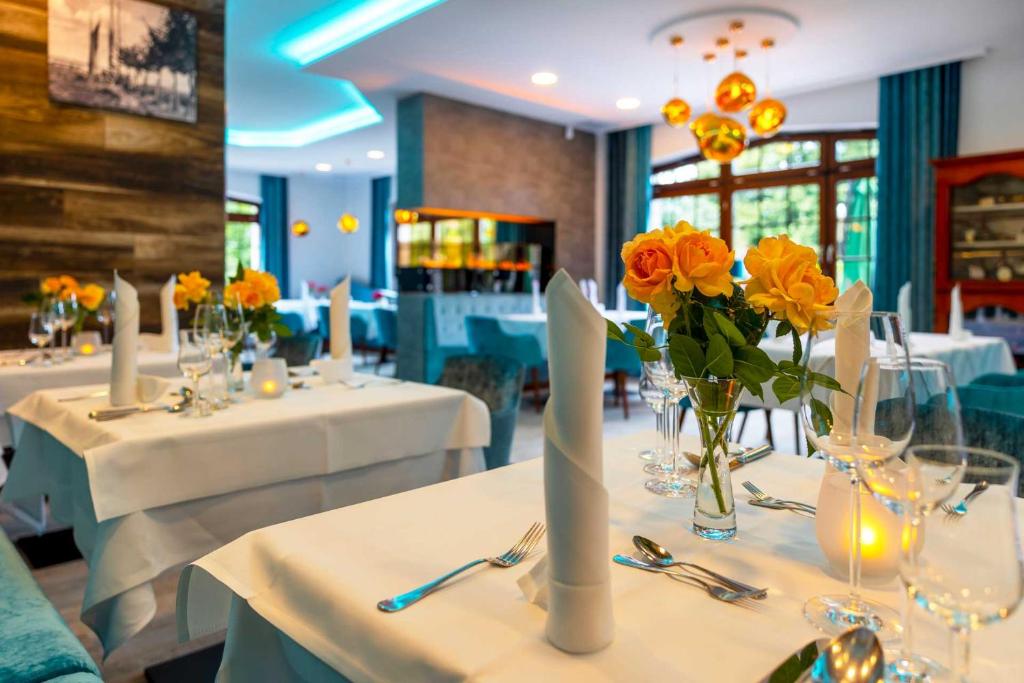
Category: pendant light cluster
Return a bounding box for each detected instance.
[660,21,787,164]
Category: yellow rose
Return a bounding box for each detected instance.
[173,284,189,310]
[241,269,281,306]
[76,283,105,311]
[58,274,79,291]
[620,229,678,323]
[41,277,62,295]
[743,235,838,333]
[177,271,210,304]
[663,219,697,240]
[671,230,735,299]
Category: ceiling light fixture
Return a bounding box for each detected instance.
[315,162,333,172]
[616,97,641,111]
[367,150,385,160]
[278,0,449,66]
[531,71,558,86]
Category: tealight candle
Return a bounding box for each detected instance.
[251,358,287,399]
[815,470,903,581]
[73,331,102,356]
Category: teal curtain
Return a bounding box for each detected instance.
[875,62,959,328]
[259,175,289,298]
[605,125,652,304]
[371,176,392,289]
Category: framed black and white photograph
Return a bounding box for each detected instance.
[48,0,198,123]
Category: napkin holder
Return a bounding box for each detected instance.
[252,358,288,398]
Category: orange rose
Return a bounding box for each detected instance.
[671,230,735,299]
[242,269,281,305]
[177,270,210,304]
[620,229,678,323]
[58,274,79,292]
[173,284,189,310]
[41,277,62,295]
[743,235,838,333]
[76,283,105,311]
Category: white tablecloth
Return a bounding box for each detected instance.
[0,348,180,446]
[178,431,1024,682]
[494,310,646,358]
[2,375,489,653]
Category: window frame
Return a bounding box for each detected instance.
[651,130,876,277]
[224,196,263,277]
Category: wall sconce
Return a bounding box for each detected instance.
[338,213,359,233]
[394,208,418,224]
[291,220,310,237]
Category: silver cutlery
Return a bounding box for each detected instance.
[796,627,884,683]
[749,499,816,517]
[612,555,763,604]
[341,378,402,389]
[757,637,829,683]
[632,535,767,598]
[89,402,185,421]
[940,480,989,519]
[743,481,817,514]
[684,444,773,471]
[377,522,545,612]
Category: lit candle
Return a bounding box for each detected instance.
[79,343,95,356]
[250,358,288,399]
[73,331,102,357]
[261,380,278,395]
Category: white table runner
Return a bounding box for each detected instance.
[178,431,1024,682]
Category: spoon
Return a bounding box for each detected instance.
[612,555,761,604]
[799,627,885,682]
[633,536,767,599]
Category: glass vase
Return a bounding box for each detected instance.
[227,351,245,392]
[684,377,742,540]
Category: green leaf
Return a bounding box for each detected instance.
[736,372,765,401]
[712,311,746,347]
[810,397,834,436]
[705,334,734,377]
[775,320,793,337]
[734,345,776,382]
[606,319,626,342]
[272,321,293,338]
[668,335,704,378]
[624,322,654,347]
[808,372,845,394]
[772,374,801,404]
[790,325,803,365]
[637,346,661,363]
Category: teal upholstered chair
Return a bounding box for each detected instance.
[272,333,323,367]
[606,336,641,418]
[961,407,1024,495]
[278,311,306,336]
[465,315,546,411]
[437,355,524,470]
[958,384,1024,417]
[969,371,1024,388]
[374,307,398,370]
[317,305,330,341]
[0,533,102,682]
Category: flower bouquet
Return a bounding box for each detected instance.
[224,265,291,356]
[607,221,840,538]
[27,275,106,332]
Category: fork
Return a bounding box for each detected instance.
[940,481,989,519]
[377,522,545,612]
[613,555,763,605]
[743,481,817,514]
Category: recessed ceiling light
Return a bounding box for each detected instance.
[367,150,385,160]
[531,71,558,86]
[616,97,641,111]
[315,162,333,172]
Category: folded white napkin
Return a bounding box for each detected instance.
[536,269,614,653]
[330,277,352,360]
[616,283,627,312]
[110,273,140,406]
[831,280,872,436]
[531,278,543,315]
[948,283,970,340]
[897,281,912,336]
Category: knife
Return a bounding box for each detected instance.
[757,638,829,683]
[684,444,773,470]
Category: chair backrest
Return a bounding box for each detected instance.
[969,372,1024,388]
[374,308,398,348]
[958,384,1024,417]
[278,311,306,336]
[317,306,331,339]
[961,406,1024,495]
[437,354,525,414]
[464,315,505,356]
[349,315,369,346]
[605,334,641,375]
[273,333,323,367]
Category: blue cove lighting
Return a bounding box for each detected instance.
[278,0,448,66]
[226,82,383,147]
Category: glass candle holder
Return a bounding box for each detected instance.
[73,331,102,356]
[252,358,288,399]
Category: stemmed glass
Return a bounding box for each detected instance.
[799,310,907,639]
[58,294,79,361]
[177,330,212,418]
[637,375,664,462]
[854,358,965,681]
[28,311,54,365]
[194,303,229,408]
[96,290,115,345]
[642,310,695,498]
[904,446,1022,682]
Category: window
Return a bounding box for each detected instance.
[649,130,877,282]
[225,198,261,278]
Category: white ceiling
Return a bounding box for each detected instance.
[226,0,1024,177]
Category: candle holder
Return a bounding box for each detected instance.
[73,331,102,356]
[252,358,288,398]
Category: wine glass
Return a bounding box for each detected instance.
[854,358,965,681]
[28,311,54,365]
[177,330,212,418]
[194,303,229,408]
[642,309,694,498]
[799,310,906,639]
[96,290,115,344]
[59,293,79,361]
[903,446,1022,682]
[637,375,664,462]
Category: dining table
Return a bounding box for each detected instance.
[177,430,1024,682]
[493,309,647,358]
[1,373,490,654]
